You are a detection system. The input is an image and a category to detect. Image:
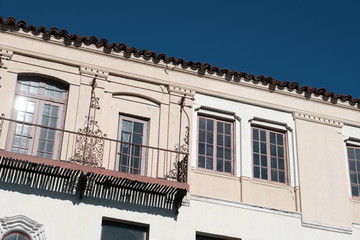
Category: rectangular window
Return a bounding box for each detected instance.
[117,116,148,175]
[101,220,148,240]
[198,116,234,173]
[252,127,288,183]
[347,146,360,197]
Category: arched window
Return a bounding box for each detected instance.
[2,231,31,240]
[8,75,68,159]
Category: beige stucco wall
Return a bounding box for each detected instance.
[0,26,360,235]
[295,118,352,229]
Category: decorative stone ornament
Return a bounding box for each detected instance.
[0,215,46,240]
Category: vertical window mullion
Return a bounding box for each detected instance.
[213,119,217,171]
[267,130,271,181]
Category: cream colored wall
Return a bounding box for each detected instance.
[295,118,352,229]
[1,27,360,234]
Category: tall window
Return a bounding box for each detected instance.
[117,116,148,175]
[8,76,68,159]
[347,146,360,197]
[252,127,288,183]
[198,116,234,173]
[101,220,148,240]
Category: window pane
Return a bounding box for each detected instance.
[101,222,147,240]
[207,119,214,131]
[225,136,231,147]
[253,128,259,140]
[217,122,223,133]
[260,130,266,141]
[347,147,355,159]
[351,185,359,197]
[206,157,213,170]
[224,161,231,173]
[261,167,268,180]
[271,169,278,182]
[279,171,286,183]
[198,156,205,168]
[207,132,213,144]
[122,120,132,132]
[225,123,231,135]
[199,130,205,142]
[253,141,259,153]
[199,117,206,130]
[261,155,267,167]
[198,143,205,155]
[270,132,276,144]
[133,122,143,133]
[253,154,260,165]
[254,166,260,178]
[277,133,284,145]
[217,159,223,172]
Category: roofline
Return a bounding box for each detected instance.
[0,16,359,105]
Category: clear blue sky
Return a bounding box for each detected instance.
[1,0,359,98]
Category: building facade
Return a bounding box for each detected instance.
[0,17,359,240]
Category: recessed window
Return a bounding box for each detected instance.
[2,231,30,240]
[198,116,234,173]
[101,220,148,240]
[8,76,68,159]
[252,127,288,183]
[117,116,148,175]
[347,146,360,197]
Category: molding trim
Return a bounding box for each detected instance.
[191,195,301,218]
[168,85,195,96]
[0,215,46,240]
[293,112,343,128]
[79,66,109,79]
[0,48,13,59]
[249,117,293,131]
[301,220,352,234]
[345,137,360,147]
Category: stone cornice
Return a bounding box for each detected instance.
[293,112,343,128]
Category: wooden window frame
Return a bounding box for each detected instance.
[117,115,149,175]
[7,77,68,160]
[347,145,360,197]
[251,126,289,184]
[197,115,235,174]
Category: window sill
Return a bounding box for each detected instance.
[350,197,360,203]
[192,168,239,180]
[248,177,292,190]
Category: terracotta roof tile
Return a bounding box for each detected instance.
[0,16,359,105]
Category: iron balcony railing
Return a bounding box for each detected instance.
[0,115,188,183]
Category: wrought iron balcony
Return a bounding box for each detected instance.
[0,114,189,213]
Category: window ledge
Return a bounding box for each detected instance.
[350,197,360,203]
[192,168,239,181]
[246,177,293,190]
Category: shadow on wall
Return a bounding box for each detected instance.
[0,157,181,219]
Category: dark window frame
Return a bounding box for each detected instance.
[101,219,149,240]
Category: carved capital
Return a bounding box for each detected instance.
[293,112,343,128]
[79,66,109,79]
